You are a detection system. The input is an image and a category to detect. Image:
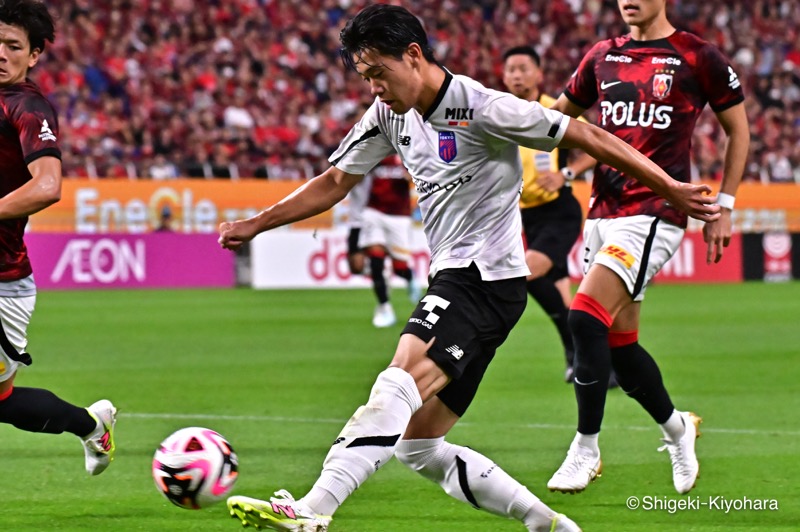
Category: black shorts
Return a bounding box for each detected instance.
[347,227,361,255]
[401,263,526,416]
[521,189,582,279]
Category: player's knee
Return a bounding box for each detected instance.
[395,437,446,482]
[567,306,609,338]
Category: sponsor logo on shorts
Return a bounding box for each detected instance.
[599,244,635,268]
[446,345,464,360]
[408,317,433,329]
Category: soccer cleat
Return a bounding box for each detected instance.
[81,399,117,476]
[547,442,602,494]
[228,490,332,531]
[658,411,702,494]
[548,513,582,532]
[372,302,396,328]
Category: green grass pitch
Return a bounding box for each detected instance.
[2,282,799,530]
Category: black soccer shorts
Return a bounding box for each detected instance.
[522,190,583,280]
[401,263,526,416]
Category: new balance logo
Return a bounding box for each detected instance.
[39,119,56,142]
[398,135,411,146]
[446,345,464,360]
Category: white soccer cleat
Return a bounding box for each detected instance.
[372,302,396,328]
[549,513,582,532]
[81,399,117,476]
[547,441,602,494]
[228,490,331,531]
[658,411,702,494]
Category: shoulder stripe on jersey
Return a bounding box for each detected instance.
[330,126,381,167]
[546,115,564,138]
[422,68,452,122]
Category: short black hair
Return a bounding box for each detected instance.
[0,0,55,53]
[502,45,541,66]
[339,4,436,71]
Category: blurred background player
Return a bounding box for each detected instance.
[0,0,116,476]
[547,0,749,495]
[357,155,421,328]
[502,45,592,383]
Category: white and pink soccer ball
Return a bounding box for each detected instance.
[152,427,238,509]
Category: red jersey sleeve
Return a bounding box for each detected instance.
[9,89,61,164]
[564,42,604,110]
[695,43,745,112]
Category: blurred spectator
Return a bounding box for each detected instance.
[35,0,800,182]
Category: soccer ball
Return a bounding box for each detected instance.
[152,427,239,509]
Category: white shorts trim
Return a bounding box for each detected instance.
[0,295,35,383]
[359,207,413,262]
[582,215,684,301]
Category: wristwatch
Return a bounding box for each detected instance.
[560,167,575,182]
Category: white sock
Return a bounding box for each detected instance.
[302,367,422,516]
[659,410,685,442]
[395,437,544,523]
[574,431,600,453]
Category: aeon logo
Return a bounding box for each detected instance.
[51,239,146,283]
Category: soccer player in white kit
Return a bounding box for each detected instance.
[219,5,719,531]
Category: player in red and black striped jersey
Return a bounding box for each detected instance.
[547,0,750,495]
[0,0,117,477]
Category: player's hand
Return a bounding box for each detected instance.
[218,220,255,251]
[702,208,733,264]
[668,182,721,223]
[538,171,566,193]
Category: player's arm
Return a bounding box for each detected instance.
[702,102,749,264]
[558,119,720,222]
[219,166,363,251]
[537,95,597,192]
[0,156,62,219]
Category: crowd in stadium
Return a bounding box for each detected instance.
[35,0,800,183]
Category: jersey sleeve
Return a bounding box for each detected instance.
[564,42,602,110]
[9,92,61,164]
[479,94,570,152]
[329,102,395,175]
[695,43,745,112]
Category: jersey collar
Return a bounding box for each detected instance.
[422,68,453,122]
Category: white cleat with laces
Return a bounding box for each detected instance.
[547,440,602,494]
[372,302,396,328]
[658,411,702,494]
[81,399,117,476]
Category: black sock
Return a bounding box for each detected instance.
[611,342,675,424]
[0,387,96,436]
[527,277,574,363]
[569,309,611,434]
[369,256,389,304]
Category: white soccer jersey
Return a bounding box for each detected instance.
[329,71,570,280]
[344,173,373,228]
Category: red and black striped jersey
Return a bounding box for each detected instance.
[565,31,744,227]
[0,80,61,281]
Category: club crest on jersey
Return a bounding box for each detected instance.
[438,131,457,162]
[652,73,673,100]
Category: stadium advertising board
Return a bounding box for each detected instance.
[251,229,743,289]
[28,179,330,233]
[26,233,234,289]
[28,180,800,234]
